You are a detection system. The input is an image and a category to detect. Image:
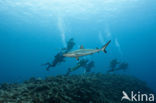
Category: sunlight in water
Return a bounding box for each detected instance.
[115,38,123,57]
[98,32,105,44]
[57,16,67,47]
[0,0,139,19]
[0,0,139,46]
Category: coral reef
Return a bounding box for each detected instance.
[0,74,155,103]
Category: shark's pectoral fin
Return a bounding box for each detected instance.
[76,57,79,61]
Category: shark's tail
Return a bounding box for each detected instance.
[101,40,111,53]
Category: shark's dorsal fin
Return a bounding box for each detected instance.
[80,45,84,49]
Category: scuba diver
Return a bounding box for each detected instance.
[84,61,95,73]
[61,38,76,53]
[64,38,75,52]
[51,51,66,67]
[107,59,120,73]
[65,59,89,76]
[107,59,128,73]
[42,51,65,71]
[65,59,95,76]
[116,62,128,71]
[42,38,76,71]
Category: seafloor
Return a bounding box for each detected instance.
[0,73,155,103]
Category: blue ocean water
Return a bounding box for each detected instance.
[0,0,156,92]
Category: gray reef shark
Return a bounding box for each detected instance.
[63,40,111,60]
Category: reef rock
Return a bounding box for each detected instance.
[0,74,155,103]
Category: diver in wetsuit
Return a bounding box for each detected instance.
[116,62,128,71]
[51,52,65,67]
[107,59,119,73]
[42,38,76,71]
[65,59,95,75]
[42,51,65,71]
[107,59,128,73]
[65,59,89,76]
[64,38,75,52]
[84,61,95,73]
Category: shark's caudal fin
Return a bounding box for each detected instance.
[101,40,111,53]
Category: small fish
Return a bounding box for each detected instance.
[63,40,111,60]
